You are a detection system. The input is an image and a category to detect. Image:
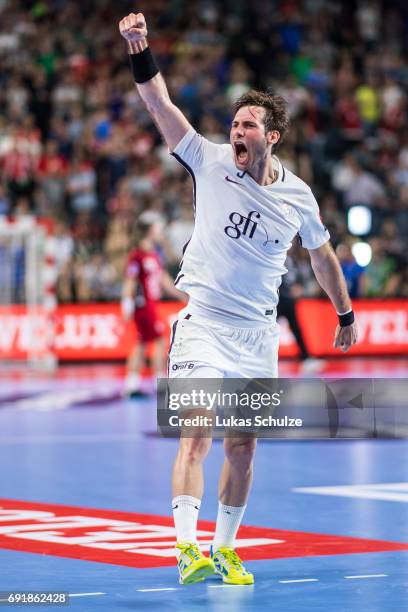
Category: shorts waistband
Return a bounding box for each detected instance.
[178,303,278,331]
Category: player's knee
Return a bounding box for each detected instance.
[224,438,257,471]
[179,436,212,464]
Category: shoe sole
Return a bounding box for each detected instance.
[214,568,254,585]
[180,560,216,585]
[222,577,254,585]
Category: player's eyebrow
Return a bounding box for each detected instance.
[231,120,258,127]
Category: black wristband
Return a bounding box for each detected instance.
[338,310,355,327]
[129,46,159,83]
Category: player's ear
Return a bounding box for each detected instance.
[267,130,280,147]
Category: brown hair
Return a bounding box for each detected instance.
[131,213,157,247]
[231,90,290,150]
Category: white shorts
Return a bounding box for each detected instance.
[168,310,279,379]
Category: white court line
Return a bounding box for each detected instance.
[344,574,388,580]
[136,573,390,591]
[69,592,106,597]
[137,588,179,592]
[0,434,141,445]
[279,578,319,584]
[294,484,408,503]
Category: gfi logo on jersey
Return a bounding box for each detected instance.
[172,361,196,371]
[224,210,281,251]
[224,210,260,240]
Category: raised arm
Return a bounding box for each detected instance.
[119,12,191,151]
[308,241,358,352]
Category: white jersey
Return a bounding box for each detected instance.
[171,127,330,326]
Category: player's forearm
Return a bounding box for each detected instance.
[122,278,136,300]
[311,250,352,314]
[127,40,171,113]
[121,278,136,319]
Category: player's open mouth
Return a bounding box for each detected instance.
[234,142,248,164]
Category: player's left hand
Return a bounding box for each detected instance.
[333,321,358,352]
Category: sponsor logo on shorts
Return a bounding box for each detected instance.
[0,499,407,568]
[171,362,196,371]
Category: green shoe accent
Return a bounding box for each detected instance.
[211,547,254,585]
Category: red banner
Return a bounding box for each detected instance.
[0,300,406,360]
[298,299,408,356]
[0,499,407,568]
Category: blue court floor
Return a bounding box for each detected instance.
[0,359,407,611]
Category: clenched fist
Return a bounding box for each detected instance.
[119,12,148,43]
[333,321,358,352]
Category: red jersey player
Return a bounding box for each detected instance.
[121,212,185,396]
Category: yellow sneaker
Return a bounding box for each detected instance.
[210,546,254,585]
[176,542,216,585]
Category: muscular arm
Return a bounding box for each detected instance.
[309,242,351,313]
[119,12,191,151]
[136,72,191,151]
[308,241,358,352]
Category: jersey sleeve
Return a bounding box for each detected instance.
[171,126,225,172]
[298,188,330,249]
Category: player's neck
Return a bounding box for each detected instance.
[247,156,277,186]
[139,238,154,251]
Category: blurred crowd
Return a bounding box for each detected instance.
[0,0,407,303]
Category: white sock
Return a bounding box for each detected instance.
[213,502,247,551]
[172,495,201,555]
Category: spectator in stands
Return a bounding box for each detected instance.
[380,219,405,259]
[52,72,83,116]
[165,200,195,278]
[0,182,11,215]
[381,75,406,135]
[319,193,348,243]
[0,0,405,301]
[336,243,365,298]
[335,92,363,146]
[36,140,68,217]
[67,150,98,215]
[78,253,119,302]
[1,120,39,205]
[52,220,75,275]
[355,73,381,137]
[363,238,397,297]
[336,155,386,209]
[104,214,132,284]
